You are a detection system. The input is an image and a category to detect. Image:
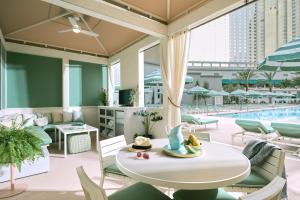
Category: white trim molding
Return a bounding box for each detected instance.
[6,42,108,65]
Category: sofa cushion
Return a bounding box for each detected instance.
[22,114,37,127]
[63,111,73,123]
[52,112,63,123]
[25,126,52,145]
[73,111,84,122]
[34,117,48,127]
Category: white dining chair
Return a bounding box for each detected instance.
[99,135,129,187]
[76,166,172,200]
[173,176,286,200]
[226,148,285,193]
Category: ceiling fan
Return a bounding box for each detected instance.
[58,16,99,37]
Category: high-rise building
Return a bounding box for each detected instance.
[229,4,256,63]
[229,0,300,64]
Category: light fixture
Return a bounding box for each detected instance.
[72,25,81,33]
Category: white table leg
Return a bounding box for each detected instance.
[64,133,67,158]
[58,130,61,151]
[54,128,57,142]
[96,130,99,152]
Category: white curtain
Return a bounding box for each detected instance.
[160,29,191,129]
[108,64,115,106]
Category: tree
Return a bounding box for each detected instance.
[261,72,276,103]
[235,70,256,91]
[292,72,300,86]
[280,79,293,88]
[261,72,276,92]
[199,82,210,113]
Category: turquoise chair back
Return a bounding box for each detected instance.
[271,122,300,138]
[235,119,273,134]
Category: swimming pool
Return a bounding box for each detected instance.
[216,107,300,122]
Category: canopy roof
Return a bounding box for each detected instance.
[0,0,209,57]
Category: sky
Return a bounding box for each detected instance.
[189,15,229,62]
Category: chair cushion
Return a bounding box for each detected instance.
[173,188,237,200]
[104,164,126,176]
[271,122,300,138]
[235,119,274,134]
[234,170,270,188]
[109,182,172,200]
[25,126,52,145]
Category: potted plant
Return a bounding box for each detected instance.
[99,88,108,106]
[129,85,139,107]
[133,109,163,139]
[0,117,44,198]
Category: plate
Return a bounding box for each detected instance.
[162,145,202,158]
[128,147,148,152]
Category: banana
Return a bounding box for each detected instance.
[188,134,200,146]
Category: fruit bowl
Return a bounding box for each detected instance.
[162,145,202,158]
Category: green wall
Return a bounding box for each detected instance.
[7,52,62,108]
[69,60,107,106]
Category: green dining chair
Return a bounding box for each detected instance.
[173,176,286,200]
[76,166,172,200]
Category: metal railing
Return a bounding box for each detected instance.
[188,61,257,69]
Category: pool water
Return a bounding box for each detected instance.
[217,107,300,122]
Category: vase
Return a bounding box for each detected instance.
[167,125,184,150]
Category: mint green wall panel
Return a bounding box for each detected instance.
[69,60,107,106]
[7,52,62,108]
[101,65,108,89]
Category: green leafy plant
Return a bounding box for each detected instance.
[129,85,139,106]
[133,110,163,138]
[0,116,43,191]
[99,88,108,106]
[235,70,256,91]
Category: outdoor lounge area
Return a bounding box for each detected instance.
[1,0,300,200]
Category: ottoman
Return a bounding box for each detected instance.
[68,133,91,154]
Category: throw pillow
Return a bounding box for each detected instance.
[22,113,36,127]
[52,112,63,123]
[63,111,73,123]
[73,111,84,122]
[34,117,48,127]
[44,113,53,124]
[0,119,12,128]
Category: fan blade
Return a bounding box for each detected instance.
[81,30,99,37]
[68,16,78,27]
[58,29,73,33]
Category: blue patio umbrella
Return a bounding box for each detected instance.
[187,86,209,109]
[144,70,193,85]
[230,89,247,110]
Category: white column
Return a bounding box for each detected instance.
[63,57,69,108]
[138,51,144,107]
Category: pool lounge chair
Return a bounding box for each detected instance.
[271,122,300,157]
[181,115,218,129]
[233,119,276,144]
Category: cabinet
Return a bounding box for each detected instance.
[98,106,144,143]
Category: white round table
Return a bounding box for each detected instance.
[116,139,250,190]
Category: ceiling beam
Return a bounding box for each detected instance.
[167,0,170,21]
[168,0,247,35]
[42,0,167,38]
[79,15,108,55]
[6,11,72,36]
